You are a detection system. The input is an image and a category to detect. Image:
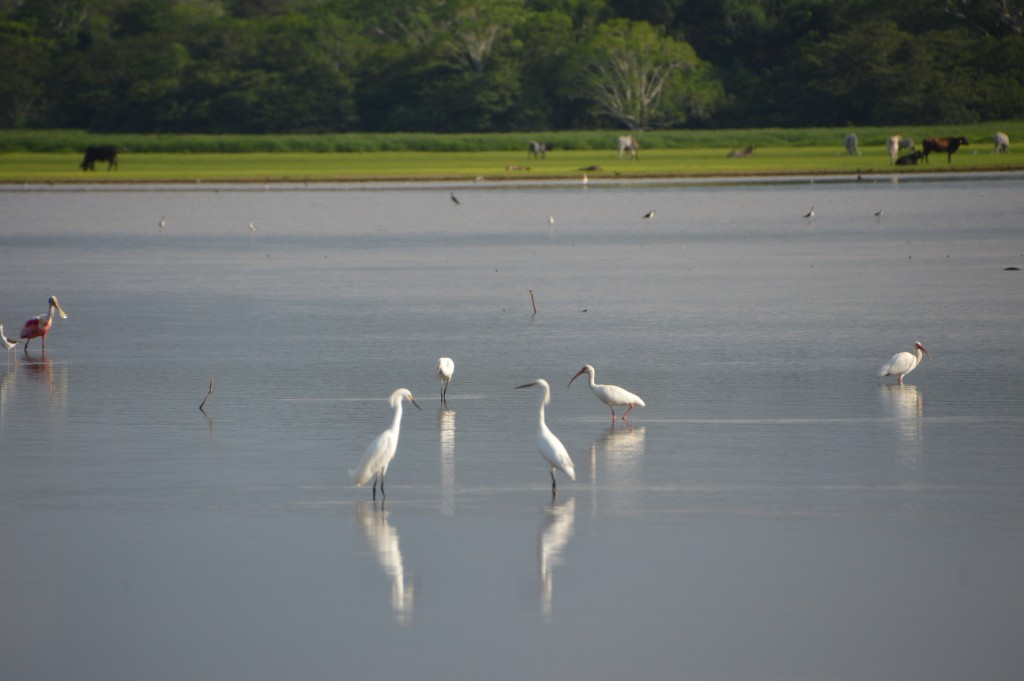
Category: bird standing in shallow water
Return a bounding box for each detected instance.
[804,206,815,219]
[569,364,646,421]
[642,210,656,219]
[20,296,67,354]
[1,324,21,361]
[516,379,575,495]
[437,357,454,404]
[350,389,422,500]
[878,341,931,385]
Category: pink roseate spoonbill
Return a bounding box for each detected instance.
[20,296,67,354]
[878,341,931,385]
[516,379,576,495]
[350,389,422,500]
[568,364,646,421]
[1,324,22,361]
[437,357,454,404]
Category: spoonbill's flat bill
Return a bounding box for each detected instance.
[350,389,422,500]
[437,357,454,404]
[878,341,931,385]
[20,295,67,354]
[568,364,645,421]
[516,379,575,495]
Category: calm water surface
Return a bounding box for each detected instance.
[1,174,1023,680]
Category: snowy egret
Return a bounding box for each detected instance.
[516,379,576,494]
[1,324,21,361]
[568,364,645,421]
[350,388,422,499]
[437,357,454,404]
[20,296,67,354]
[878,341,931,385]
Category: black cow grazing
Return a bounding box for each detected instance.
[921,137,968,164]
[528,141,551,159]
[80,145,123,171]
[895,151,925,165]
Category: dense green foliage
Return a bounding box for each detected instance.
[2,0,1022,133]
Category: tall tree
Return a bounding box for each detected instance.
[577,18,720,128]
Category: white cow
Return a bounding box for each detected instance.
[617,135,638,160]
[994,131,1010,153]
[886,135,902,165]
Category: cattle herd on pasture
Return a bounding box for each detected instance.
[77,131,1010,174]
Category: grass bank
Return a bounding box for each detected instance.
[1,123,1021,183]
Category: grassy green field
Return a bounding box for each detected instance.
[1,124,1021,183]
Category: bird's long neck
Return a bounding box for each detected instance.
[390,401,404,433]
[537,390,550,429]
[45,304,57,326]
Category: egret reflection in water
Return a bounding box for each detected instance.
[355,501,414,626]
[439,407,455,516]
[539,497,576,619]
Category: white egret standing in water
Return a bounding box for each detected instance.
[350,388,422,499]
[516,379,575,494]
[437,357,454,404]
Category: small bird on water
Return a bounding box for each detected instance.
[804,206,815,219]
[450,192,460,205]
[1,324,22,360]
[642,210,656,219]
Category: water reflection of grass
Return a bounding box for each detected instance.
[3,146,1023,184]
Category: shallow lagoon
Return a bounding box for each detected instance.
[1,174,1023,680]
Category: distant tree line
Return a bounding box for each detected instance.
[1,0,1021,133]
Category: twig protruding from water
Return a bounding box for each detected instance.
[199,378,215,412]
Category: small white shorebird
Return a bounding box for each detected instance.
[437,357,454,404]
[568,364,646,421]
[1,324,22,361]
[516,379,576,495]
[642,210,656,219]
[804,206,816,219]
[874,208,884,218]
[878,341,931,385]
[350,389,422,500]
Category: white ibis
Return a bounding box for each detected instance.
[437,357,454,404]
[878,341,931,385]
[20,295,67,354]
[350,389,422,500]
[569,364,645,421]
[516,379,576,495]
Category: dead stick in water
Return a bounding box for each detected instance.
[199,378,215,412]
[529,289,537,315]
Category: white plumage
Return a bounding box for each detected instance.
[437,357,454,403]
[350,388,421,499]
[568,364,646,421]
[516,379,576,493]
[878,341,931,385]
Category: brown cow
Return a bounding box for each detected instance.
[921,137,969,164]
